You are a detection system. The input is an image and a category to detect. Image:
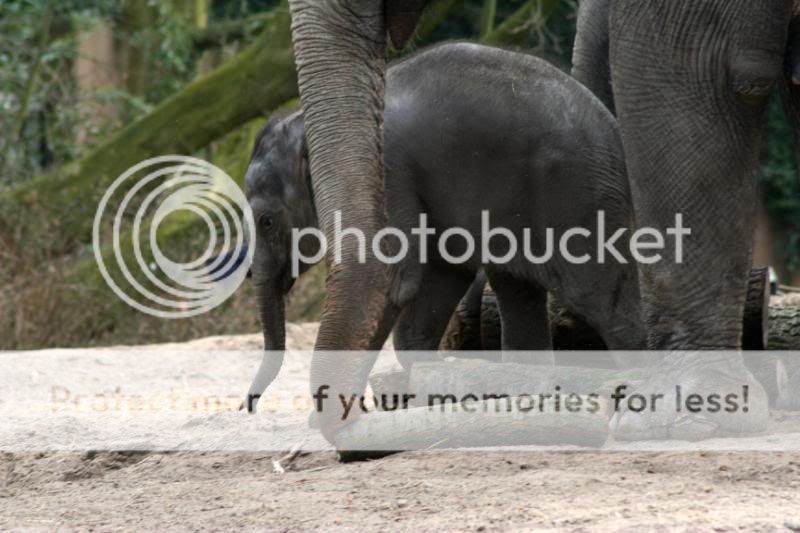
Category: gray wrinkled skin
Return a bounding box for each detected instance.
[243,42,645,414]
[288,0,428,442]
[570,0,800,439]
[288,0,800,443]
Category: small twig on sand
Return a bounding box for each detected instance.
[301,464,337,474]
[424,438,450,450]
[272,440,306,474]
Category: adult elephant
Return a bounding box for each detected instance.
[288,0,799,443]
[287,0,427,441]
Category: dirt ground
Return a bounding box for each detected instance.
[2,324,800,531]
[3,449,800,530]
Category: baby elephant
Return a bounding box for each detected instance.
[243,42,646,412]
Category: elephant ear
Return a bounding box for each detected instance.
[386,0,427,50]
[284,112,312,204]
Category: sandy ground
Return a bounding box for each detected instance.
[2,323,800,531]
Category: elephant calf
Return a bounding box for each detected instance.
[243,42,646,412]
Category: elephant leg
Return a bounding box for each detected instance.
[393,267,473,369]
[604,0,789,440]
[572,0,614,113]
[485,270,554,365]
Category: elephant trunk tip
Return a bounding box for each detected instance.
[239,394,261,413]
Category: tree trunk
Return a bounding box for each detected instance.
[116,0,159,97]
[75,18,120,147]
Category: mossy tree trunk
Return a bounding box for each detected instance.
[479,0,498,39]
[116,0,159,97]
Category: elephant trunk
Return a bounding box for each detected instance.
[244,281,286,412]
[289,0,392,441]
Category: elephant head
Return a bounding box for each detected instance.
[243,114,318,412]
[287,0,428,440]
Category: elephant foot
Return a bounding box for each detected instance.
[610,355,769,441]
[238,394,261,413]
[337,449,399,463]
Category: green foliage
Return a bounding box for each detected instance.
[0,0,80,184]
[210,0,281,19]
[0,0,200,185]
[132,2,197,103]
[761,95,800,271]
[413,0,576,68]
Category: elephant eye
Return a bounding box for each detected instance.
[733,78,775,101]
[259,214,274,230]
[730,52,782,104]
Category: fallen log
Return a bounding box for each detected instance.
[777,367,800,410]
[334,395,609,456]
[408,361,647,408]
[767,306,800,351]
[371,353,786,411]
[370,363,646,411]
[441,267,771,352]
[768,306,800,409]
[439,272,491,353]
[744,267,771,350]
[369,369,414,406]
